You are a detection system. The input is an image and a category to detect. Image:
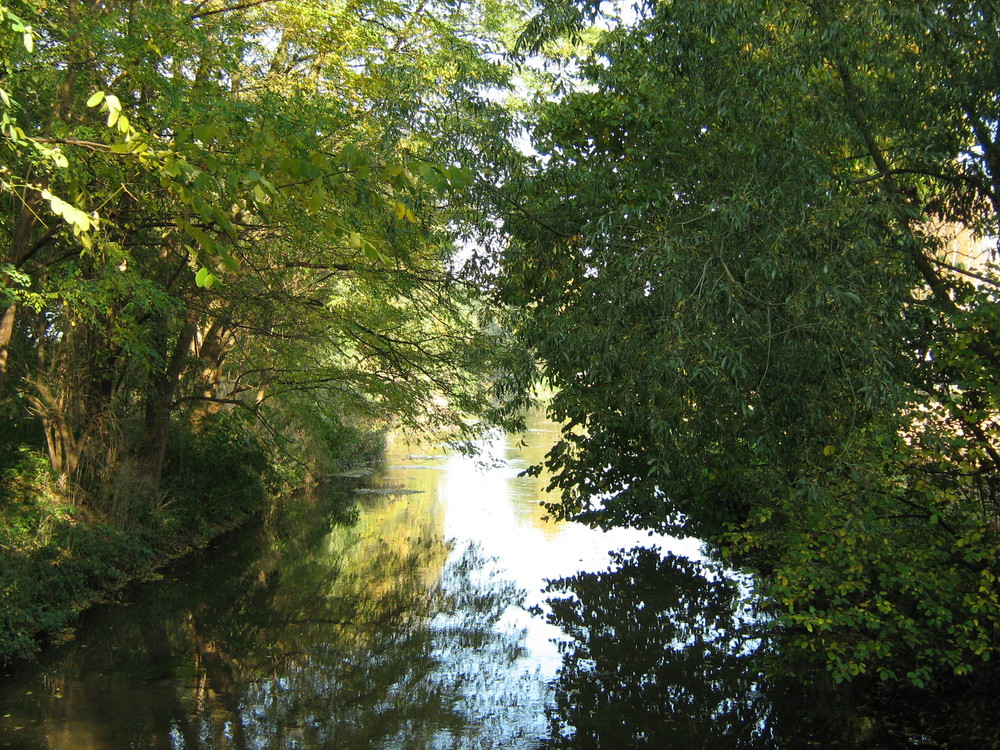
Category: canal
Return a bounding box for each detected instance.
[0,410,925,748]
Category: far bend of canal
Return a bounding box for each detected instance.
[0,410,944,749]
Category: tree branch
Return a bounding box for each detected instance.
[831,61,957,309]
[191,0,280,20]
[928,256,1000,288]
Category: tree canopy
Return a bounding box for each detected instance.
[492,0,1000,687]
[0,0,528,507]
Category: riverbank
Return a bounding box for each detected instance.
[0,409,670,749]
[0,477,239,666]
[0,416,382,667]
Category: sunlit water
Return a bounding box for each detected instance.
[0,411,933,749]
[392,413,703,679]
[0,411,698,749]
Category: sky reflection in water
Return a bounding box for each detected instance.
[0,411,764,750]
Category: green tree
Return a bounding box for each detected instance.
[0,0,527,505]
[494,0,1000,687]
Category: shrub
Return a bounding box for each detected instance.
[159,412,278,536]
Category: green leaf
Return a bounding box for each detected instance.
[86,91,105,108]
[309,189,326,212]
[218,248,240,273]
[186,225,216,254]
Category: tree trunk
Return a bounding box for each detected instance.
[190,317,234,422]
[26,379,88,486]
[136,312,197,495]
[0,302,15,382]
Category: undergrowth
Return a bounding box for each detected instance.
[0,412,323,665]
[0,448,158,664]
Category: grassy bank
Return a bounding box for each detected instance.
[0,414,383,666]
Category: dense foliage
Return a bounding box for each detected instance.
[0,0,527,661]
[5,0,1000,719]
[493,0,1000,689]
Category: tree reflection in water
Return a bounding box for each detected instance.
[537,546,770,748]
[0,484,546,750]
[228,543,537,750]
[537,546,907,750]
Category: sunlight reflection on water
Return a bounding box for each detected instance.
[0,410,710,750]
[383,411,705,701]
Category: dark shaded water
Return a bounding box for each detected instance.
[0,413,957,748]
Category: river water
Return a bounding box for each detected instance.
[0,411,924,748]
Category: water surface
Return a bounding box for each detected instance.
[0,413,695,748]
[0,412,924,748]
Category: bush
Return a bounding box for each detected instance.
[158,412,278,536]
[314,414,385,473]
[0,449,159,663]
[265,400,386,484]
